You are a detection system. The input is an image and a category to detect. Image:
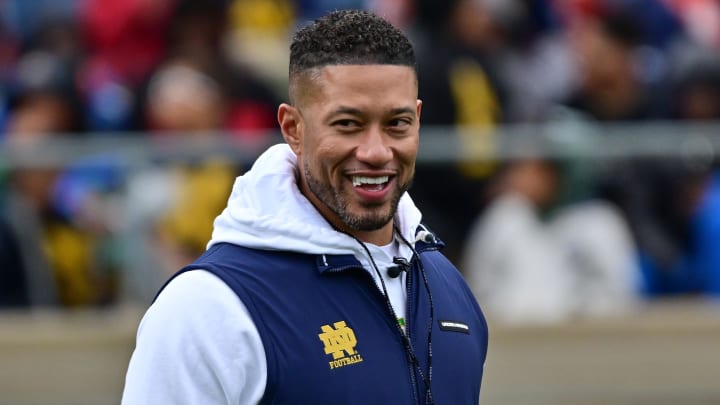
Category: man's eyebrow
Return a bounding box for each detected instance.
[389,107,416,116]
[328,106,416,117]
[329,106,363,117]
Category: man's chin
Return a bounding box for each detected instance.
[343,209,394,232]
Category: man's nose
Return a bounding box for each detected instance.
[355,127,393,166]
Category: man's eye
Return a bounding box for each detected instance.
[388,118,412,129]
[333,119,360,128]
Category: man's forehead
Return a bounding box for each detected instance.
[290,64,417,104]
[293,64,415,82]
[320,64,415,77]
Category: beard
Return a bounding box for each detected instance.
[304,161,412,232]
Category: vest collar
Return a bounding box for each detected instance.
[314,227,444,274]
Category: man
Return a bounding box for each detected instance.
[122,10,488,404]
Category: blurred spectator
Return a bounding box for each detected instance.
[121,59,239,302]
[409,0,507,263]
[412,0,506,126]
[1,82,119,307]
[559,1,673,121]
[492,0,578,123]
[144,63,226,132]
[462,158,639,324]
[163,0,280,138]
[599,57,720,297]
[1,108,62,308]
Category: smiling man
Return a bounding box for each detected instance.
[280,62,420,244]
[122,10,488,405]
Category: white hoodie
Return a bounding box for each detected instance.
[122,144,424,404]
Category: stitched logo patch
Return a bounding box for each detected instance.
[318,321,364,369]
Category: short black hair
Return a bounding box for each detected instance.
[289,10,415,76]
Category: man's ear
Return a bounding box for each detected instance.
[278,103,303,154]
[416,99,422,123]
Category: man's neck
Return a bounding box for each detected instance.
[349,222,395,246]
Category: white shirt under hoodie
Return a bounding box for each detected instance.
[122,144,423,404]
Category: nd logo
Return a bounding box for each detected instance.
[318,321,358,360]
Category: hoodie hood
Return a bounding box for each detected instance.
[208,143,423,260]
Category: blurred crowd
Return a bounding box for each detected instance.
[1,0,720,324]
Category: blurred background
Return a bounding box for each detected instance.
[1,0,720,404]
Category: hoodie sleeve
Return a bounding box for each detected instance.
[122,270,267,404]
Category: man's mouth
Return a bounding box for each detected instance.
[351,175,389,191]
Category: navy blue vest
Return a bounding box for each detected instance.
[174,240,487,404]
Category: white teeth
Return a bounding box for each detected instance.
[352,176,389,187]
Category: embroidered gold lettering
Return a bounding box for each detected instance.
[318,321,364,369]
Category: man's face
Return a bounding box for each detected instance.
[284,65,421,242]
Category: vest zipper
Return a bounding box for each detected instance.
[374,266,420,405]
[323,241,439,404]
[326,263,421,404]
[404,256,420,405]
